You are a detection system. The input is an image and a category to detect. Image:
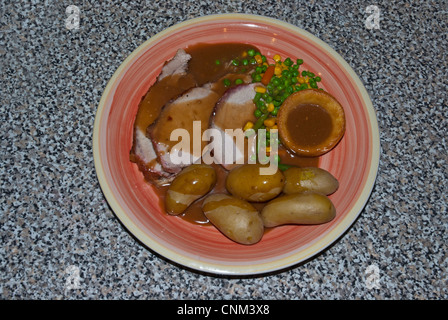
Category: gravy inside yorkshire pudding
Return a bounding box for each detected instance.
[277,89,346,157]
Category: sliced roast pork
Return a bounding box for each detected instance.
[147,83,221,174]
[147,73,254,174]
[207,83,259,170]
[130,49,196,186]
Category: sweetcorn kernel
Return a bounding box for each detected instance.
[264,118,276,127]
[255,86,266,93]
[274,66,282,76]
[243,121,254,131]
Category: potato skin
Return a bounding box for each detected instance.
[261,192,336,227]
[202,194,264,245]
[225,163,285,202]
[283,167,339,195]
[165,164,217,215]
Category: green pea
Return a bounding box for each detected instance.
[253,74,262,82]
[253,92,262,102]
[253,112,270,130]
[282,70,290,77]
[254,109,262,118]
[235,78,244,85]
[247,49,256,57]
[223,78,231,87]
[215,59,221,65]
[232,59,240,66]
[278,163,293,171]
[272,77,281,87]
[296,59,303,65]
[315,76,321,82]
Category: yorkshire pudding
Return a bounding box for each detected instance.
[277,89,345,157]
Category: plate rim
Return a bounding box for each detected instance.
[93,13,380,275]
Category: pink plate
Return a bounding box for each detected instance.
[93,14,380,275]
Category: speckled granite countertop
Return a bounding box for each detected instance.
[1,0,447,300]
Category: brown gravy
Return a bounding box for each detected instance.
[185,42,259,86]
[286,103,333,147]
[133,42,258,135]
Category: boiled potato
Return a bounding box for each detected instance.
[283,167,339,195]
[225,163,285,202]
[165,164,216,215]
[202,193,264,245]
[261,192,336,227]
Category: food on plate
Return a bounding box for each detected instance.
[130,43,259,185]
[208,83,259,170]
[225,163,284,202]
[277,89,346,157]
[129,49,196,185]
[261,192,336,227]
[202,193,264,245]
[147,83,222,174]
[282,166,339,195]
[165,164,217,215]
[130,43,344,245]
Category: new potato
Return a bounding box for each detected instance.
[283,167,339,195]
[261,192,336,227]
[226,163,285,202]
[165,164,217,215]
[202,193,264,245]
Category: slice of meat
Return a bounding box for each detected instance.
[147,83,221,174]
[130,49,196,186]
[207,83,259,170]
